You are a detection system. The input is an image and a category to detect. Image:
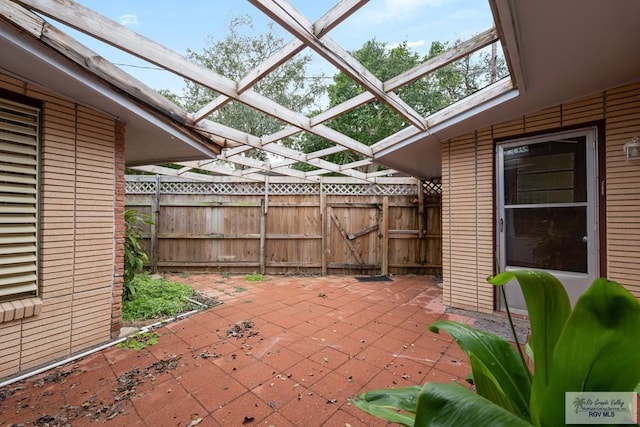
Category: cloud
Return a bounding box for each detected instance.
[388,40,426,50]
[118,14,139,26]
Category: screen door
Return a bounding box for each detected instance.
[496,128,598,313]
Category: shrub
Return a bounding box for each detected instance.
[123,209,152,301]
[245,271,264,282]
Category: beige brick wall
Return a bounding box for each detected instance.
[0,73,120,378]
[604,83,640,297]
[111,121,126,337]
[443,83,640,312]
[442,130,495,313]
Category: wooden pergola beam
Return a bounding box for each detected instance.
[15,0,374,158]
[191,0,368,123]
[229,29,499,159]
[5,0,508,185]
[249,0,427,131]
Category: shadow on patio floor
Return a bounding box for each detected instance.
[0,274,476,426]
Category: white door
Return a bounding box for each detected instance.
[496,128,599,314]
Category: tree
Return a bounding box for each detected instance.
[295,40,429,170]
[294,37,508,171]
[180,15,326,161]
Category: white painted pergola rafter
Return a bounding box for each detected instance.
[195,120,377,182]
[190,0,368,123]
[249,0,427,131]
[3,0,512,185]
[223,27,499,159]
[16,0,374,157]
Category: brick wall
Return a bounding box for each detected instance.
[0,73,118,379]
[111,120,126,338]
[442,82,640,313]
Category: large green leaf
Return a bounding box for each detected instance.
[429,320,531,421]
[488,270,571,423]
[539,278,640,425]
[468,352,516,414]
[413,382,532,427]
[350,386,420,426]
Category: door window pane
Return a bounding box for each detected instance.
[504,138,587,205]
[505,206,587,273]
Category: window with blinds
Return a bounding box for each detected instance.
[0,98,39,302]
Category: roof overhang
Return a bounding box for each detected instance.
[0,17,220,165]
[375,0,640,178]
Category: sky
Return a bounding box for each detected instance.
[61,0,495,97]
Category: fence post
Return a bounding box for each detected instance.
[381,196,389,276]
[150,175,160,273]
[418,180,424,239]
[321,189,327,275]
[259,198,266,274]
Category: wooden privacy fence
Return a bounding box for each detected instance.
[125,176,442,276]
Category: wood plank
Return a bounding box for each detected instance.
[348,224,379,240]
[327,263,379,269]
[385,28,498,91]
[381,197,389,276]
[11,0,375,162]
[260,199,266,274]
[192,0,366,122]
[321,194,327,275]
[329,212,365,265]
[249,0,426,131]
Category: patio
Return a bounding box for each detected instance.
[0,274,477,426]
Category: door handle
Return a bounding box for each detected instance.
[582,236,588,243]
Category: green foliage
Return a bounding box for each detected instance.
[116,332,160,351]
[351,270,640,426]
[123,209,152,301]
[414,383,531,427]
[294,37,508,171]
[428,321,531,420]
[180,15,325,162]
[122,274,195,322]
[353,386,421,426]
[244,272,264,282]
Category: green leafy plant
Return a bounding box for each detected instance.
[117,331,160,351]
[123,209,153,301]
[351,270,640,426]
[122,273,195,322]
[245,271,264,282]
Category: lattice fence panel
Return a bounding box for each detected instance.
[125,177,444,196]
[126,180,156,194]
[269,183,320,195]
[320,183,417,196]
[159,181,266,194]
[423,178,442,196]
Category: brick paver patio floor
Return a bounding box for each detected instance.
[0,274,476,426]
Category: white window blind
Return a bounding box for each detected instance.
[0,98,39,301]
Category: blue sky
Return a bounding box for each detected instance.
[66,0,494,95]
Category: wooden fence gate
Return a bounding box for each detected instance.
[125,176,442,276]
